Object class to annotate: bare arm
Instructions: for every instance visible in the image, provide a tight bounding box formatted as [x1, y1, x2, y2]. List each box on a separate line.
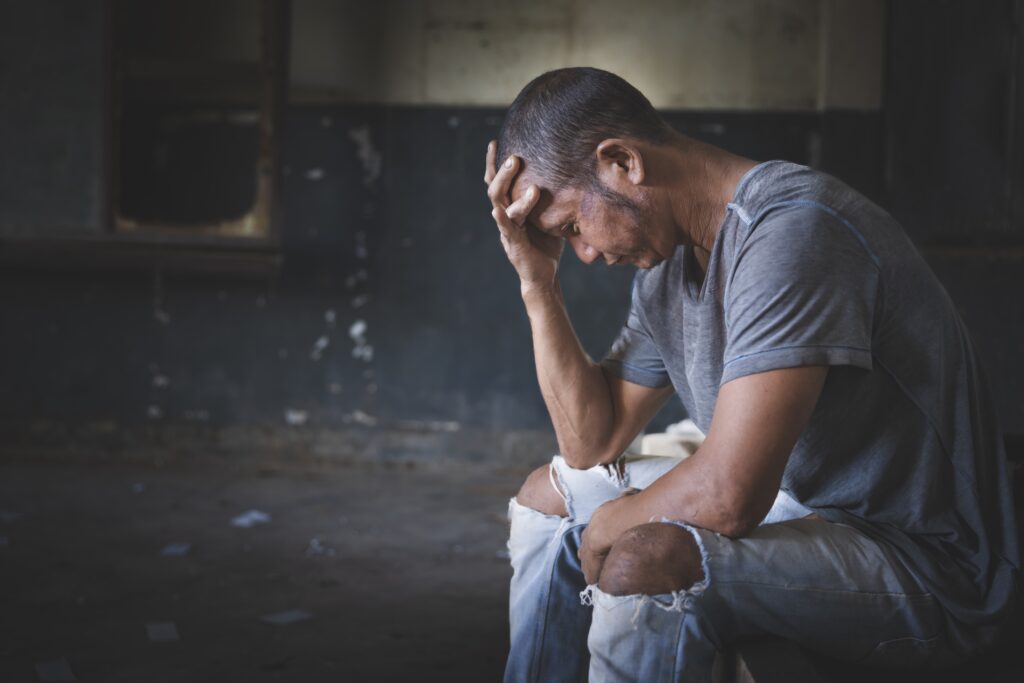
[579, 365, 828, 581]
[522, 284, 674, 467]
[485, 142, 671, 467]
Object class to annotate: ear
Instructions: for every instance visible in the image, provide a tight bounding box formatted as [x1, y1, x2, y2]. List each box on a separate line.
[595, 139, 646, 188]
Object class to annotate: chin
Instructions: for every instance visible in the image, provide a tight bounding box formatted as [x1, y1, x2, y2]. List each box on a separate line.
[636, 255, 663, 269]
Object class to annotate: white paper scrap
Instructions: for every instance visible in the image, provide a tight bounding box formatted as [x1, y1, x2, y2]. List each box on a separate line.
[231, 510, 271, 528]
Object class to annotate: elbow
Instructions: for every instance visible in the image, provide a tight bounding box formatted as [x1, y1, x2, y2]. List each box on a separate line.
[702, 491, 770, 539]
[560, 448, 605, 470]
[559, 427, 622, 471]
[560, 442, 621, 471]
[714, 514, 760, 539]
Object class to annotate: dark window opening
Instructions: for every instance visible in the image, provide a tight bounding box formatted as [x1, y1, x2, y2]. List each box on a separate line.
[112, 0, 286, 239]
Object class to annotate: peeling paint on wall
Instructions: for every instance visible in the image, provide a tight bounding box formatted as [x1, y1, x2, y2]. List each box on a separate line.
[348, 319, 373, 363]
[347, 126, 382, 186]
[310, 335, 330, 361]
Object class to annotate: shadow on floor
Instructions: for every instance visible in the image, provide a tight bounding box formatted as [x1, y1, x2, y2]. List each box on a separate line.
[0, 459, 524, 682]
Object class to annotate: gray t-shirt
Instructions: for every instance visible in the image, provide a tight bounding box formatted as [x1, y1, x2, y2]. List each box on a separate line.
[603, 160, 1019, 642]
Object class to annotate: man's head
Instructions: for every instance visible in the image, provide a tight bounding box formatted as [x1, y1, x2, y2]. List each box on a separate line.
[496, 67, 672, 192]
[496, 68, 679, 268]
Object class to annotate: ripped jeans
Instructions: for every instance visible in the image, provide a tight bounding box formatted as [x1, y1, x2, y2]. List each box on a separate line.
[504, 454, 961, 683]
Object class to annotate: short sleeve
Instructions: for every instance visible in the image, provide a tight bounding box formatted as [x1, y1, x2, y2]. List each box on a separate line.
[601, 275, 672, 388]
[721, 204, 879, 385]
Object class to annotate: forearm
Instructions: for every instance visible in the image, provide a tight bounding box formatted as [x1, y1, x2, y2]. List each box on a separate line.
[522, 282, 617, 467]
[628, 455, 759, 537]
[586, 453, 760, 563]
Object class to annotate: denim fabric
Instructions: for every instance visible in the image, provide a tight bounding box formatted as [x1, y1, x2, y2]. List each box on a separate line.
[506, 454, 968, 683]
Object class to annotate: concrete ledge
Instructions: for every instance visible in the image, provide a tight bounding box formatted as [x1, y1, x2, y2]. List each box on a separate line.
[0, 420, 558, 473]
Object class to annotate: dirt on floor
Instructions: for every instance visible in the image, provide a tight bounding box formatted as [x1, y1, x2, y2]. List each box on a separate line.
[0, 458, 529, 682]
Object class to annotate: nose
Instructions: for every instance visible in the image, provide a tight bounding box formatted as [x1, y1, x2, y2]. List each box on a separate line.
[567, 236, 601, 265]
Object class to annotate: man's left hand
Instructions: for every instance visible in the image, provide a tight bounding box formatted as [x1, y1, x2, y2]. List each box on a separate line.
[579, 489, 645, 585]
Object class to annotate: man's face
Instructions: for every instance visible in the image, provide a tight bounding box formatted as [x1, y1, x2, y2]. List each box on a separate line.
[509, 171, 670, 269]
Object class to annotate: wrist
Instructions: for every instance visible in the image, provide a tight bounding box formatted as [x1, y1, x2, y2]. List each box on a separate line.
[520, 279, 561, 302]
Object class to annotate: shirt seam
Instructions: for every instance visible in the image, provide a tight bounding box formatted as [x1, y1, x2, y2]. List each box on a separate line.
[722, 198, 886, 348]
[723, 344, 872, 367]
[745, 199, 883, 270]
[603, 359, 670, 377]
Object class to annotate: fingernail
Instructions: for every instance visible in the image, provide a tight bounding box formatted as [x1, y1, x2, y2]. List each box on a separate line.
[504, 157, 514, 169]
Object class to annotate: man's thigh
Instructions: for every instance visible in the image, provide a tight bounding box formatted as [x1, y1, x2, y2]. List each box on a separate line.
[681, 517, 960, 668]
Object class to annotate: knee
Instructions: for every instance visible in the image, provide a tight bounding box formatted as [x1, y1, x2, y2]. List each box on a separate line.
[515, 464, 567, 517]
[597, 523, 704, 596]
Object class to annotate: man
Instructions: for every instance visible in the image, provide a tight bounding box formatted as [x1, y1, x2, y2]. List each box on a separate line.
[485, 67, 1020, 682]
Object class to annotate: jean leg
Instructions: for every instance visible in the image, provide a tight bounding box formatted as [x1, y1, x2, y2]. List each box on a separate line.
[504, 454, 691, 682]
[505, 499, 591, 683]
[586, 518, 963, 683]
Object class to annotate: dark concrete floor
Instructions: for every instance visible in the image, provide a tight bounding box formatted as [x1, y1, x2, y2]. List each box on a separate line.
[0, 459, 525, 682]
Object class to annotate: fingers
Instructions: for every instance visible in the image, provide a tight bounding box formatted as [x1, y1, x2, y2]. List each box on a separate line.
[486, 153, 520, 208]
[491, 204, 524, 244]
[484, 140, 497, 185]
[579, 535, 607, 585]
[505, 184, 540, 225]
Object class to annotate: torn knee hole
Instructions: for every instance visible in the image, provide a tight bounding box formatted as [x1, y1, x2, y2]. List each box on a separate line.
[597, 522, 705, 596]
[515, 463, 567, 517]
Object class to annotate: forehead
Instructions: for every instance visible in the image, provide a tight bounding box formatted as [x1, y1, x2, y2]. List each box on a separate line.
[510, 171, 582, 232]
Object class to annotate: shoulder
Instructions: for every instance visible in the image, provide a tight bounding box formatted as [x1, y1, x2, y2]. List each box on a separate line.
[729, 163, 882, 272]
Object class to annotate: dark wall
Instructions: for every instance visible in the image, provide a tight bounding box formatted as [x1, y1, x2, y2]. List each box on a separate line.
[1, 106, 837, 436]
[2, 1, 1022, 446]
[0, 1, 106, 235]
[884, 0, 1024, 432]
[885, 0, 1024, 247]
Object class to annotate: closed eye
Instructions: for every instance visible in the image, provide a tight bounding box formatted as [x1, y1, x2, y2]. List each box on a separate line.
[560, 223, 579, 236]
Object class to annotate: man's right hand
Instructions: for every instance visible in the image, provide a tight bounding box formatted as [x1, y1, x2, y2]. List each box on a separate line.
[485, 140, 564, 293]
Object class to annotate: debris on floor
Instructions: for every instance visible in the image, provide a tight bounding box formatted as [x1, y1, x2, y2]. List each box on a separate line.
[145, 621, 180, 643]
[160, 542, 191, 557]
[260, 609, 313, 626]
[231, 509, 271, 528]
[304, 537, 335, 557]
[34, 658, 76, 682]
[0, 461, 516, 681]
